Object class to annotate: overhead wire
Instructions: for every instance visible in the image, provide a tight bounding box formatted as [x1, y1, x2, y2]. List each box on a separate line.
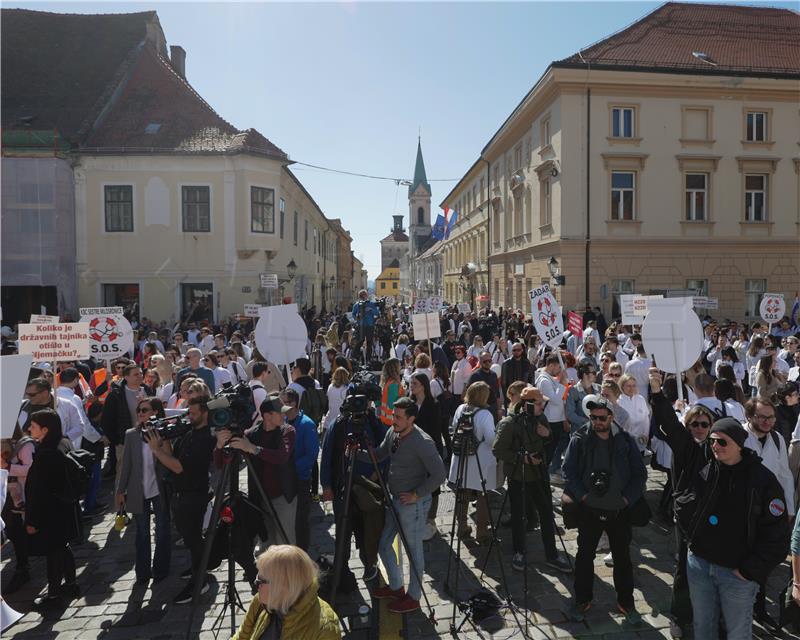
[290, 160, 459, 184]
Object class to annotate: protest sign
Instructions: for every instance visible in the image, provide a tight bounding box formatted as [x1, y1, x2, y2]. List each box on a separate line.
[760, 293, 785, 325]
[254, 304, 307, 365]
[567, 311, 583, 337]
[30, 314, 60, 324]
[79, 306, 124, 317]
[529, 284, 564, 348]
[457, 303, 471, 315]
[79, 311, 134, 359]
[620, 294, 663, 326]
[414, 298, 429, 314]
[18, 322, 90, 362]
[1, 354, 33, 439]
[411, 312, 441, 341]
[244, 304, 262, 318]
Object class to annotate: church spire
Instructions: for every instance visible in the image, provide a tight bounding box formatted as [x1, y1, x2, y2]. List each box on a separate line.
[408, 137, 431, 198]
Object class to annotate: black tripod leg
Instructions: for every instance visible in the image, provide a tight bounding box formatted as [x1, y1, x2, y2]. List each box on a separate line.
[329, 445, 358, 613]
[242, 455, 290, 545]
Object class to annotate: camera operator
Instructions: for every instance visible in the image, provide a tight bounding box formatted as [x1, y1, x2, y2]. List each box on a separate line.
[215, 395, 297, 547]
[561, 394, 647, 625]
[352, 289, 380, 362]
[493, 386, 572, 573]
[144, 396, 216, 604]
[367, 397, 446, 613]
[321, 390, 388, 585]
[649, 369, 789, 639]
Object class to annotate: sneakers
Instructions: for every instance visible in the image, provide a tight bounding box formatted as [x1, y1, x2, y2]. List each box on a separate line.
[545, 554, 573, 574]
[617, 603, 642, 626]
[32, 594, 62, 610]
[173, 577, 209, 604]
[511, 553, 525, 572]
[372, 585, 405, 600]
[422, 521, 437, 541]
[567, 601, 591, 622]
[388, 594, 420, 613]
[603, 552, 614, 567]
[669, 620, 684, 638]
[3, 569, 30, 594]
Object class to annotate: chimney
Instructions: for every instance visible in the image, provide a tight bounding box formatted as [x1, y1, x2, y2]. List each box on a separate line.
[170, 45, 186, 79]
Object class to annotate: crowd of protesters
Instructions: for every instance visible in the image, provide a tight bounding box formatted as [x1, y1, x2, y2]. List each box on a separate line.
[2, 296, 800, 639]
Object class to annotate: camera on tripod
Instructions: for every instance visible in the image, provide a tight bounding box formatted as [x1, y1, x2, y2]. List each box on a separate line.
[207, 382, 254, 434]
[451, 407, 480, 457]
[142, 414, 193, 441]
[340, 369, 381, 427]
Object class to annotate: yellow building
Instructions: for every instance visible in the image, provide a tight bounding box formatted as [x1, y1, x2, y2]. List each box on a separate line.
[375, 259, 400, 297]
[441, 3, 800, 321]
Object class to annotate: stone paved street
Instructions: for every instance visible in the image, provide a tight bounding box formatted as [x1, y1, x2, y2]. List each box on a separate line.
[2, 467, 798, 639]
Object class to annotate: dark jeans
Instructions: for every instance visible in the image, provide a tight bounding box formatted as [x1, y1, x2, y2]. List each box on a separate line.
[47, 544, 76, 594]
[295, 479, 311, 551]
[671, 532, 692, 625]
[2, 501, 28, 569]
[173, 491, 209, 576]
[508, 479, 557, 558]
[574, 506, 634, 608]
[333, 490, 382, 570]
[83, 460, 102, 512]
[547, 422, 569, 474]
[135, 495, 171, 580]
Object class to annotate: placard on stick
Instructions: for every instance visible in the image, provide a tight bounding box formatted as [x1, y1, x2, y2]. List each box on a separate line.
[254, 304, 307, 366]
[411, 313, 441, 341]
[17, 322, 90, 361]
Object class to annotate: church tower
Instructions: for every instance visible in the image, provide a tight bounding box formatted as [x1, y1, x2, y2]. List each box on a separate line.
[408, 138, 432, 258]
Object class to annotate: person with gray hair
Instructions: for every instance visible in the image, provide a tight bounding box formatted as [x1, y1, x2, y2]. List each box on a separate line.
[176, 347, 216, 393]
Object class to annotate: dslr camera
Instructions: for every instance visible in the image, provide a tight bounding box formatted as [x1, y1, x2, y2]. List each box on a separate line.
[589, 470, 610, 497]
[207, 382, 255, 434]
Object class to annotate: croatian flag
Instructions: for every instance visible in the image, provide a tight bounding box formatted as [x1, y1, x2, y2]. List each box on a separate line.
[443, 206, 458, 240]
[431, 213, 446, 241]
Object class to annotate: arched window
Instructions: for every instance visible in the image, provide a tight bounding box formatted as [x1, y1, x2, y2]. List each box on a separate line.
[417, 207, 424, 224]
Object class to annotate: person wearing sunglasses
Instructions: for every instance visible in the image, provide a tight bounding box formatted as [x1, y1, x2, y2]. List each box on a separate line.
[649, 368, 789, 640]
[562, 394, 646, 626]
[232, 545, 339, 640]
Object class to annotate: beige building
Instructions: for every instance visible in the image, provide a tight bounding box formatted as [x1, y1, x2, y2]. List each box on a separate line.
[442, 3, 800, 321]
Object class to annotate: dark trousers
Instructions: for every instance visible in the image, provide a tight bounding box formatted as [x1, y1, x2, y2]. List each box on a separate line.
[333, 491, 382, 570]
[546, 422, 569, 474]
[311, 460, 320, 497]
[2, 500, 28, 569]
[671, 533, 692, 625]
[295, 479, 311, 551]
[47, 544, 76, 594]
[134, 495, 171, 581]
[508, 478, 557, 558]
[173, 491, 209, 576]
[574, 507, 634, 608]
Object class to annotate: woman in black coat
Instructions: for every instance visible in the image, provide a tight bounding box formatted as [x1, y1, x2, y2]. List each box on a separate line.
[409, 373, 444, 540]
[25, 409, 81, 609]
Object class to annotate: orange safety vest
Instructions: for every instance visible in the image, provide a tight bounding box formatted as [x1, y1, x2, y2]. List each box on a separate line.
[90, 367, 111, 404]
[378, 382, 395, 426]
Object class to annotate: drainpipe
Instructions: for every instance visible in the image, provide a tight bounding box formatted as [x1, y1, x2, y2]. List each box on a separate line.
[585, 87, 591, 311]
[484, 157, 491, 311]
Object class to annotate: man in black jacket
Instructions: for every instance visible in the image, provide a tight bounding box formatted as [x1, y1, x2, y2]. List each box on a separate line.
[649, 368, 789, 640]
[500, 342, 533, 405]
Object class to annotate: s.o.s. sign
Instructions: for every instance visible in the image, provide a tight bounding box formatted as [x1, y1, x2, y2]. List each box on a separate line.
[79, 312, 134, 359]
[529, 284, 564, 347]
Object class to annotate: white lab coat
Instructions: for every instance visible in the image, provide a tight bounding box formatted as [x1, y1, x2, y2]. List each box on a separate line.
[617, 392, 650, 451]
[745, 425, 795, 516]
[448, 404, 496, 491]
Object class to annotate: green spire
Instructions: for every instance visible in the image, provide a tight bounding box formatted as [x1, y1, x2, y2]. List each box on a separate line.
[409, 137, 431, 198]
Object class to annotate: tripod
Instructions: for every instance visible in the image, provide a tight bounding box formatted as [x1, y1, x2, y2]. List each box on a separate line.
[329, 415, 437, 627]
[443, 422, 527, 638]
[184, 448, 290, 640]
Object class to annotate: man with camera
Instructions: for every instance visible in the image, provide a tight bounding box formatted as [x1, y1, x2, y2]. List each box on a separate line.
[561, 394, 647, 625]
[215, 395, 297, 547]
[493, 386, 572, 573]
[144, 396, 216, 604]
[352, 289, 380, 362]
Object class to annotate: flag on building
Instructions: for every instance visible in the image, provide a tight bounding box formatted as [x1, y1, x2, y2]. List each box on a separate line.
[443, 206, 458, 239]
[790, 294, 799, 327]
[431, 213, 446, 241]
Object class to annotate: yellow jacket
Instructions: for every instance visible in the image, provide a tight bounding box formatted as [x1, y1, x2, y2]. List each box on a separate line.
[232, 581, 341, 640]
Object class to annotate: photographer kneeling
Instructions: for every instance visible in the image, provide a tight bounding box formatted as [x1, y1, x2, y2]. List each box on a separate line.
[562, 394, 646, 625]
[493, 386, 571, 574]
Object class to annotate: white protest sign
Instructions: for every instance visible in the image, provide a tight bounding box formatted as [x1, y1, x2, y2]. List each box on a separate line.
[17, 322, 90, 361]
[386, 296, 396, 306]
[411, 312, 441, 341]
[29, 314, 59, 324]
[79, 306, 124, 317]
[260, 273, 279, 289]
[642, 299, 703, 401]
[254, 304, 307, 365]
[0, 354, 33, 439]
[529, 284, 564, 347]
[244, 304, 262, 318]
[79, 312, 134, 359]
[620, 294, 663, 326]
[760, 293, 785, 324]
[457, 303, 471, 315]
[413, 298, 429, 314]
[428, 296, 442, 311]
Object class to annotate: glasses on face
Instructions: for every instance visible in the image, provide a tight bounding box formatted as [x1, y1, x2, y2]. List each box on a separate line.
[607, 373, 621, 378]
[755, 414, 776, 422]
[710, 437, 728, 447]
[688, 421, 711, 429]
[589, 414, 610, 422]
[254, 575, 270, 588]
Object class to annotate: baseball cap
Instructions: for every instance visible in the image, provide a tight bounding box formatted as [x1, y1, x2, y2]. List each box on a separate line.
[583, 393, 615, 416]
[259, 395, 286, 415]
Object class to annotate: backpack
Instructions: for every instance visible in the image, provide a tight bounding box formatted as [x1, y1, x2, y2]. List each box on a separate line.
[64, 448, 95, 499]
[299, 387, 328, 426]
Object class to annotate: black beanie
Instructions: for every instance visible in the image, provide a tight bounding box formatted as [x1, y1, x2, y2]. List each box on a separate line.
[710, 417, 748, 449]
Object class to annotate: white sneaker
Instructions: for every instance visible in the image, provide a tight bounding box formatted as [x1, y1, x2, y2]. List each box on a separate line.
[422, 522, 437, 541]
[603, 552, 614, 567]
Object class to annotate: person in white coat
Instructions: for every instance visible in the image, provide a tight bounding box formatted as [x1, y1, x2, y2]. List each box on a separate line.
[617, 374, 650, 453]
[322, 367, 350, 432]
[449, 381, 496, 544]
[450, 345, 472, 402]
[536, 353, 570, 481]
[54, 368, 90, 447]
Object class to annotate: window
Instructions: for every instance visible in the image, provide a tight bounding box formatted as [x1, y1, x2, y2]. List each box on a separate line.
[250, 186, 274, 233]
[540, 178, 552, 226]
[685, 173, 707, 221]
[104, 185, 133, 232]
[181, 283, 213, 322]
[479, 177, 485, 196]
[611, 107, 635, 138]
[293, 212, 298, 246]
[611, 172, 635, 220]
[103, 283, 139, 320]
[514, 192, 522, 235]
[181, 186, 210, 232]
[304, 220, 308, 250]
[417, 207, 424, 224]
[514, 145, 522, 170]
[380, 281, 386, 290]
[745, 279, 766, 317]
[745, 175, 767, 221]
[493, 165, 500, 186]
[279, 198, 285, 239]
[541, 116, 551, 148]
[746, 111, 767, 142]
[687, 279, 708, 297]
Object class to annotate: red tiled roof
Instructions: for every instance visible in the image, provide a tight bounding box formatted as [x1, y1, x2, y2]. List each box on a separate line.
[381, 230, 409, 243]
[555, 2, 800, 78]
[85, 46, 287, 159]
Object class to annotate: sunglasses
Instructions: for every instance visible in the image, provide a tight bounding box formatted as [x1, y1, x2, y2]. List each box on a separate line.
[709, 437, 728, 447]
[589, 414, 610, 422]
[607, 373, 621, 378]
[253, 575, 270, 587]
[687, 421, 711, 429]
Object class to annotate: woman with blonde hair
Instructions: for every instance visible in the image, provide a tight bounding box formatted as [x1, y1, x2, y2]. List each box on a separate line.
[322, 367, 351, 433]
[449, 381, 496, 544]
[232, 545, 340, 640]
[149, 354, 175, 403]
[617, 374, 650, 452]
[378, 358, 402, 427]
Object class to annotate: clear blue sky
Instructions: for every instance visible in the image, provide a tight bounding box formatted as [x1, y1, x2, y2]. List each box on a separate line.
[8, 1, 797, 280]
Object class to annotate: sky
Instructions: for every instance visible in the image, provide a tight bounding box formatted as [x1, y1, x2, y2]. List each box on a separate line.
[6, 0, 797, 280]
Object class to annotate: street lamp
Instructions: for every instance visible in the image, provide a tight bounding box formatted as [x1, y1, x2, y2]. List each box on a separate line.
[287, 259, 297, 279]
[548, 256, 565, 286]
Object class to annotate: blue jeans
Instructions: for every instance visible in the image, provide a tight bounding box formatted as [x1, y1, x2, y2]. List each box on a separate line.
[135, 495, 171, 580]
[686, 551, 758, 640]
[378, 495, 431, 601]
[83, 460, 102, 511]
[548, 423, 569, 475]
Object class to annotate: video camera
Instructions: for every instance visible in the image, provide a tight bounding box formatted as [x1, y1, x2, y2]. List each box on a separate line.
[451, 407, 480, 457]
[340, 368, 382, 426]
[143, 414, 193, 442]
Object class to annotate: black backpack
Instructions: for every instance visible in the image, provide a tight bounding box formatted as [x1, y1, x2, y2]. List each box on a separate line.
[64, 449, 95, 499]
[299, 387, 328, 426]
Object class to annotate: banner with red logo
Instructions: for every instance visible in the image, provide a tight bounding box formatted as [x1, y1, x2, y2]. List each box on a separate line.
[567, 311, 583, 337]
[529, 284, 564, 348]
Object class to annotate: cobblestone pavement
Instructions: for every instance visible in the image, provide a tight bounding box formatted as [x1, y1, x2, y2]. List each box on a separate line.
[2, 468, 798, 639]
